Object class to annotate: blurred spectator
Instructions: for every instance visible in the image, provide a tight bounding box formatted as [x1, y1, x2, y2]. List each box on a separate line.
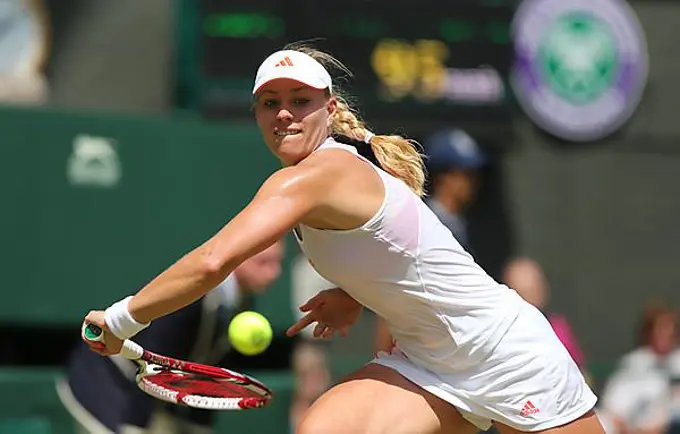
[502, 257, 588, 370]
[56, 241, 284, 434]
[289, 254, 334, 432]
[289, 339, 332, 432]
[598, 303, 680, 434]
[424, 128, 487, 250]
[0, 0, 51, 105]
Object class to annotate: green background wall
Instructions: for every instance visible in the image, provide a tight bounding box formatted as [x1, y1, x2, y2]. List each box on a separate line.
[0, 106, 294, 332]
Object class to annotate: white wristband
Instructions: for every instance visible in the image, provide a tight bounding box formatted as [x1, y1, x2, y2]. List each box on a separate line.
[104, 296, 150, 340]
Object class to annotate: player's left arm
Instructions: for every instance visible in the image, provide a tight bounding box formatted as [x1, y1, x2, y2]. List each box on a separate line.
[126, 164, 329, 324]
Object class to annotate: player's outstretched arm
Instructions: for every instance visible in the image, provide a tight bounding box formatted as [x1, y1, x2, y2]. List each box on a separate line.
[82, 163, 332, 356]
[127, 165, 328, 323]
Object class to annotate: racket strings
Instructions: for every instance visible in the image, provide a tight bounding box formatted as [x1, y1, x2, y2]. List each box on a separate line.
[146, 370, 268, 399]
[136, 361, 272, 410]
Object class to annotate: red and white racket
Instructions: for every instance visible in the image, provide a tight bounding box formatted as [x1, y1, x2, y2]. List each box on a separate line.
[83, 324, 272, 410]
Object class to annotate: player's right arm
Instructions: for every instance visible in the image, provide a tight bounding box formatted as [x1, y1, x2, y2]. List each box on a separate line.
[83, 162, 336, 354]
[135, 164, 334, 318]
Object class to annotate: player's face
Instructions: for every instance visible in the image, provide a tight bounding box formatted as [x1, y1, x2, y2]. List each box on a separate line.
[254, 79, 337, 166]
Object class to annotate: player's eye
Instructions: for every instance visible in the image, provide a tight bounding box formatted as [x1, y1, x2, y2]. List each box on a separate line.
[293, 98, 310, 106]
[262, 99, 279, 108]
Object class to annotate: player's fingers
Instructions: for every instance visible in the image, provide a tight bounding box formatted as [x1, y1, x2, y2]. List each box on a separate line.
[299, 292, 327, 312]
[321, 327, 334, 340]
[88, 344, 109, 356]
[90, 342, 106, 352]
[81, 310, 107, 342]
[286, 312, 316, 337]
[83, 310, 106, 327]
[98, 348, 113, 356]
[84, 337, 105, 351]
[313, 322, 327, 338]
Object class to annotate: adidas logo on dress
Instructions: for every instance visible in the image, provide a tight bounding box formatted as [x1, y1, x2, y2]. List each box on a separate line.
[520, 401, 540, 417]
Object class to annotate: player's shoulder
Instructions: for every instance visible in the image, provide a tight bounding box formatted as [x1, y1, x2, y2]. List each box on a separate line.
[305, 146, 377, 184]
[294, 148, 363, 183]
[259, 156, 340, 199]
[302, 146, 361, 170]
[262, 147, 369, 199]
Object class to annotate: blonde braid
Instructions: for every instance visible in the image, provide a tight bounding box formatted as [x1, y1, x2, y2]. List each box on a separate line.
[331, 98, 426, 197]
[330, 97, 367, 141]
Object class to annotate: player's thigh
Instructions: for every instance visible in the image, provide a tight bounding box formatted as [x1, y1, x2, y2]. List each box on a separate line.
[296, 362, 478, 434]
[494, 410, 605, 434]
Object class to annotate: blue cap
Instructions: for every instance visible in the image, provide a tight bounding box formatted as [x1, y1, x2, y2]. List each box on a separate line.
[425, 129, 487, 174]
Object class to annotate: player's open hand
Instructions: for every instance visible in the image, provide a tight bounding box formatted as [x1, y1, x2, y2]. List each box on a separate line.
[81, 310, 123, 356]
[286, 288, 363, 339]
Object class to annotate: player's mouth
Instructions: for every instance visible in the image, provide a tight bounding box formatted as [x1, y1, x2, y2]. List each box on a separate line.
[274, 129, 301, 138]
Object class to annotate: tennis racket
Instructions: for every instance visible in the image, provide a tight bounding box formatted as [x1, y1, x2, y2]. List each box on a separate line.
[83, 323, 272, 410]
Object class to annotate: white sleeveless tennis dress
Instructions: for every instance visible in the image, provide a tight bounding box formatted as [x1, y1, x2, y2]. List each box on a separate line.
[294, 137, 598, 431]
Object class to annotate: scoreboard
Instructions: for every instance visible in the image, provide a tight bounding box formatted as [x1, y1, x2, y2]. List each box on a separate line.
[176, 0, 517, 145]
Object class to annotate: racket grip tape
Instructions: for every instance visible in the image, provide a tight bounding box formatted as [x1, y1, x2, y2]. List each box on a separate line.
[120, 340, 144, 360]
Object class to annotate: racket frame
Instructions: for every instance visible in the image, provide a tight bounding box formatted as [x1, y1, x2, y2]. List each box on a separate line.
[83, 324, 273, 410]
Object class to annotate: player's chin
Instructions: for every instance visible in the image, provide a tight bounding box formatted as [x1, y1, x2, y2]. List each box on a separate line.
[276, 139, 310, 165]
[278, 150, 308, 166]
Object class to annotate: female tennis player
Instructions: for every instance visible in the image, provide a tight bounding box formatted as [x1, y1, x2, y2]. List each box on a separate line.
[82, 44, 604, 434]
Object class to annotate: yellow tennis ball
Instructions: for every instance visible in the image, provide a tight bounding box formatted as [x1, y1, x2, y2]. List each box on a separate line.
[228, 311, 273, 356]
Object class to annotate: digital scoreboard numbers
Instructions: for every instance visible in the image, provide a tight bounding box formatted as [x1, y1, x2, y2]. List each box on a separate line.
[193, 0, 516, 144]
[370, 39, 503, 104]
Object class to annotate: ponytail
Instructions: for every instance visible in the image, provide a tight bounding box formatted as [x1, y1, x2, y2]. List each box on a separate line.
[331, 97, 426, 197]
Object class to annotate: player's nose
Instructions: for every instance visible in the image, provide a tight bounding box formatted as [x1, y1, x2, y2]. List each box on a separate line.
[276, 108, 293, 121]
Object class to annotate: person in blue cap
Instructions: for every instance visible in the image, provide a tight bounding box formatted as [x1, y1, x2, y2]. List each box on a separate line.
[424, 128, 487, 250]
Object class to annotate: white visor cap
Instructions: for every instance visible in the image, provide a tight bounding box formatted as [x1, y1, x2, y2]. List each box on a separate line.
[252, 50, 332, 95]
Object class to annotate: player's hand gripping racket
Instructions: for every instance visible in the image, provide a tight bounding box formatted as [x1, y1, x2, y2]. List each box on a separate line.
[83, 324, 272, 410]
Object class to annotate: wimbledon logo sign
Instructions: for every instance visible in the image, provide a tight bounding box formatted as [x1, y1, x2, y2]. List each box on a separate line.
[511, 0, 648, 142]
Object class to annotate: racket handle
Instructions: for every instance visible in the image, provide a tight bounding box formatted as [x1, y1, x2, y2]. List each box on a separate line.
[83, 323, 144, 360]
[120, 340, 144, 360]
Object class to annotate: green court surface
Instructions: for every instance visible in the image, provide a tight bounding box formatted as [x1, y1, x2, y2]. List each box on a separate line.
[0, 368, 75, 434]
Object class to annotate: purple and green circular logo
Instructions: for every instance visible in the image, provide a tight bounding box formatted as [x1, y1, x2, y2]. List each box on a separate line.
[512, 0, 648, 142]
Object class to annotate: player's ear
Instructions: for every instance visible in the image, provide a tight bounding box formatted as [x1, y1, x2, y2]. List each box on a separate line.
[326, 96, 338, 118]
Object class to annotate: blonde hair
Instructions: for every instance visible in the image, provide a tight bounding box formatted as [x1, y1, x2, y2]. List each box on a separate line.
[284, 42, 426, 197]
